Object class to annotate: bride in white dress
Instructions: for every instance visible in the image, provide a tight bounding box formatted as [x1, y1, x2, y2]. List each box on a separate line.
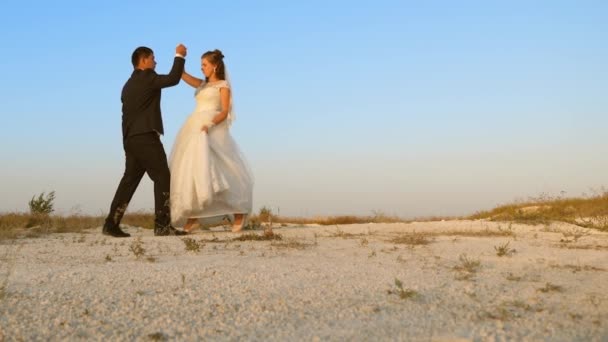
[169, 49, 253, 232]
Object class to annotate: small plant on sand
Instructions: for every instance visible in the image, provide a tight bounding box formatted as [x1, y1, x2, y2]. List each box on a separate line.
[537, 282, 564, 293]
[453, 253, 481, 280]
[29, 191, 55, 215]
[387, 278, 418, 300]
[506, 273, 522, 281]
[258, 206, 274, 223]
[494, 241, 516, 257]
[182, 237, 201, 252]
[550, 263, 606, 273]
[455, 253, 481, 272]
[233, 230, 282, 241]
[270, 238, 315, 250]
[389, 231, 432, 246]
[147, 332, 168, 341]
[481, 300, 544, 321]
[26, 191, 56, 231]
[497, 223, 516, 237]
[330, 227, 355, 239]
[559, 228, 590, 243]
[129, 237, 146, 259]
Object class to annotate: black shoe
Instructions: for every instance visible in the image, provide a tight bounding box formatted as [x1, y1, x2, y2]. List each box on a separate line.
[102, 224, 131, 238]
[154, 225, 188, 236]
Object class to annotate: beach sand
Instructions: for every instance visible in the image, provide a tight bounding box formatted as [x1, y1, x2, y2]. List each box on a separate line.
[1, 220, 607, 341]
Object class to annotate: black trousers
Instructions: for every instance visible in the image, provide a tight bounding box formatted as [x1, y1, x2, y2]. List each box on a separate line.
[105, 132, 171, 229]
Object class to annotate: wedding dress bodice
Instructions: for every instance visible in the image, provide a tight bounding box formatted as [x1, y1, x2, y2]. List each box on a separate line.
[194, 80, 229, 112]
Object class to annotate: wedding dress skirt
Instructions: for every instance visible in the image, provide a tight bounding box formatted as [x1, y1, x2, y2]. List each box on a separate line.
[169, 107, 253, 227]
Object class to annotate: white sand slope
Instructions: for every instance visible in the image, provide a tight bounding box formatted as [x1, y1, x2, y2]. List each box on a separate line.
[1, 220, 607, 341]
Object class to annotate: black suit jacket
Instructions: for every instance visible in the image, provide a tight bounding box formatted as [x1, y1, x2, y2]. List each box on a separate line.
[121, 57, 185, 139]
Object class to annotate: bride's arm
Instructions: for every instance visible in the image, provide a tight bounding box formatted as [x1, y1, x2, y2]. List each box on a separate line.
[210, 87, 231, 125]
[181, 71, 203, 88]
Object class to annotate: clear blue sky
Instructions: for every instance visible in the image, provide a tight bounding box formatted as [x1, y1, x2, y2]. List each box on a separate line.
[1, 1, 607, 218]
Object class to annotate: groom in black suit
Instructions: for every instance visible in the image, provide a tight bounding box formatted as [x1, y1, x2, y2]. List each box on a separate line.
[103, 44, 188, 237]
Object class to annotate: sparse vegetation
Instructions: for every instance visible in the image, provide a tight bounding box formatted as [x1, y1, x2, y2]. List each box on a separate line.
[389, 231, 432, 246]
[29, 191, 55, 215]
[387, 278, 418, 300]
[257, 206, 275, 224]
[453, 254, 481, 280]
[147, 332, 168, 341]
[439, 227, 515, 238]
[537, 282, 564, 293]
[456, 254, 481, 272]
[249, 210, 407, 226]
[470, 190, 608, 231]
[233, 230, 282, 241]
[506, 273, 523, 281]
[550, 263, 605, 273]
[129, 237, 146, 259]
[181, 237, 203, 252]
[0, 211, 157, 241]
[494, 241, 516, 257]
[270, 238, 316, 250]
[481, 300, 544, 321]
[559, 228, 590, 243]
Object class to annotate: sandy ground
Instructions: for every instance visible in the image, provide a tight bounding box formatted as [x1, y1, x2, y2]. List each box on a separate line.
[0, 220, 607, 341]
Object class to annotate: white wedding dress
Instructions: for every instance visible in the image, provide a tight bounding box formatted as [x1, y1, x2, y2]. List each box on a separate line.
[169, 80, 253, 227]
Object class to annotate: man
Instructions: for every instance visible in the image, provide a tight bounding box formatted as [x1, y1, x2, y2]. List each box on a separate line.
[103, 44, 188, 237]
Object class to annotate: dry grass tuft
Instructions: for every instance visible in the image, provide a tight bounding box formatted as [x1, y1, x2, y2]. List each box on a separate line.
[438, 226, 515, 238]
[537, 282, 564, 293]
[558, 228, 590, 243]
[494, 241, 516, 257]
[481, 300, 544, 321]
[256, 211, 407, 226]
[389, 231, 433, 246]
[129, 237, 146, 259]
[387, 278, 419, 300]
[121, 211, 155, 229]
[550, 263, 606, 273]
[233, 231, 283, 241]
[453, 254, 481, 280]
[181, 237, 204, 252]
[555, 244, 608, 251]
[327, 227, 367, 239]
[0, 211, 158, 241]
[270, 238, 316, 250]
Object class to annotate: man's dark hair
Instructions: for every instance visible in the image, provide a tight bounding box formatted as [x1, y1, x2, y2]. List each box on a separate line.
[131, 46, 153, 68]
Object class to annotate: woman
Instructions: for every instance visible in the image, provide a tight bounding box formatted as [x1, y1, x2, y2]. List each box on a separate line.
[169, 49, 253, 232]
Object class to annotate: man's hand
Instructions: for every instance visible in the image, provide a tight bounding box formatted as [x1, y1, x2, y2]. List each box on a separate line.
[176, 44, 187, 57]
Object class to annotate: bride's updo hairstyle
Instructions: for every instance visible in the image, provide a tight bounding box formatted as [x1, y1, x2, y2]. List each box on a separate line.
[202, 49, 226, 81]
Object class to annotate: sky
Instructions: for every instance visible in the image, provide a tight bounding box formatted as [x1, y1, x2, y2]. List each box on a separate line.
[1, 0, 607, 218]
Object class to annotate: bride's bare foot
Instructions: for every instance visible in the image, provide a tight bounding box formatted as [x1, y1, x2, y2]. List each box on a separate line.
[232, 214, 246, 232]
[183, 218, 199, 233]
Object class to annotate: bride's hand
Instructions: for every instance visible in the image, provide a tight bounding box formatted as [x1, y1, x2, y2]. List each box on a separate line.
[201, 122, 215, 133]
